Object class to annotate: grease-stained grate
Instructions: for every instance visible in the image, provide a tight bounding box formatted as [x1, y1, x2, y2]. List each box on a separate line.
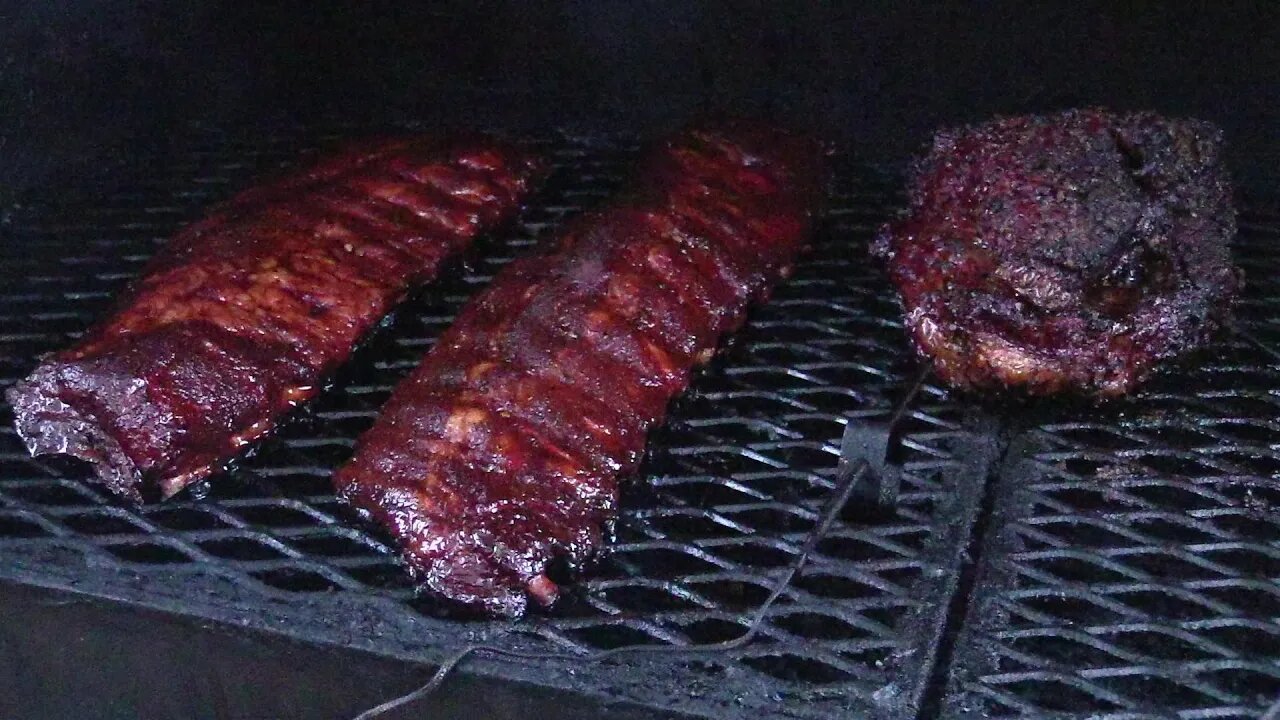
[0, 126, 993, 719]
[944, 212, 1280, 719]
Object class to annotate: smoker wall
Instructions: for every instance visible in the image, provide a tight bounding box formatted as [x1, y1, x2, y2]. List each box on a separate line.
[1, 1, 1276, 200]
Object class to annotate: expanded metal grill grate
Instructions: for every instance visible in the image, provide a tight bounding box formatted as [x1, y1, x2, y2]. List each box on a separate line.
[3, 125, 1276, 719]
[945, 210, 1280, 719]
[0, 126, 996, 719]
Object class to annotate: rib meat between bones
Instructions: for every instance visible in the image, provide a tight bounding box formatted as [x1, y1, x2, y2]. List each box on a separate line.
[7, 136, 543, 500]
[873, 109, 1239, 397]
[334, 125, 826, 616]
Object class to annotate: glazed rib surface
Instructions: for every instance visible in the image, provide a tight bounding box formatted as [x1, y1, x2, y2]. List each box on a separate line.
[8, 136, 542, 500]
[334, 125, 826, 615]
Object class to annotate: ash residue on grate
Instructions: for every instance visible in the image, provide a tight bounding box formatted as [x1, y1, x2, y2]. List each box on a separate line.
[943, 214, 1280, 719]
[0, 127, 993, 719]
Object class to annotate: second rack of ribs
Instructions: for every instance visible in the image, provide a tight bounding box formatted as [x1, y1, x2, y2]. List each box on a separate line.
[334, 125, 827, 616]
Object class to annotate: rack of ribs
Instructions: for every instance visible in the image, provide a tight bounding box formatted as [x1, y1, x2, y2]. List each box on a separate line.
[333, 124, 827, 616]
[873, 109, 1240, 397]
[8, 136, 543, 501]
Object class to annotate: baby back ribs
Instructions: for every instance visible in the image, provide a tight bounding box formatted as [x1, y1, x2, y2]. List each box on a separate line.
[874, 109, 1239, 396]
[334, 124, 827, 616]
[8, 136, 543, 501]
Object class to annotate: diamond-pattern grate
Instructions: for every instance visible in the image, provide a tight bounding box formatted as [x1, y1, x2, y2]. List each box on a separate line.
[944, 210, 1280, 719]
[0, 125, 994, 719]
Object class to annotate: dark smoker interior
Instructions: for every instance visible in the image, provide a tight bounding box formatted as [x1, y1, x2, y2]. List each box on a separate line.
[0, 3, 1278, 720]
[3, 2, 1277, 201]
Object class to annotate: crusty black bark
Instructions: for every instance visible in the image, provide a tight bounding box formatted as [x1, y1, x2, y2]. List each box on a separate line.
[874, 109, 1240, 397]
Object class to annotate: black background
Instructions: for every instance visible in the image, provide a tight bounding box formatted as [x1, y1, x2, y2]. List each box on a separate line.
[1, 1, 1277, 202]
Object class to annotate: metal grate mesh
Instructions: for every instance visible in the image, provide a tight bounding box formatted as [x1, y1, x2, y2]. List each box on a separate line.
[945, 210, 1280, 719]
[0, 126, 993, 719]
